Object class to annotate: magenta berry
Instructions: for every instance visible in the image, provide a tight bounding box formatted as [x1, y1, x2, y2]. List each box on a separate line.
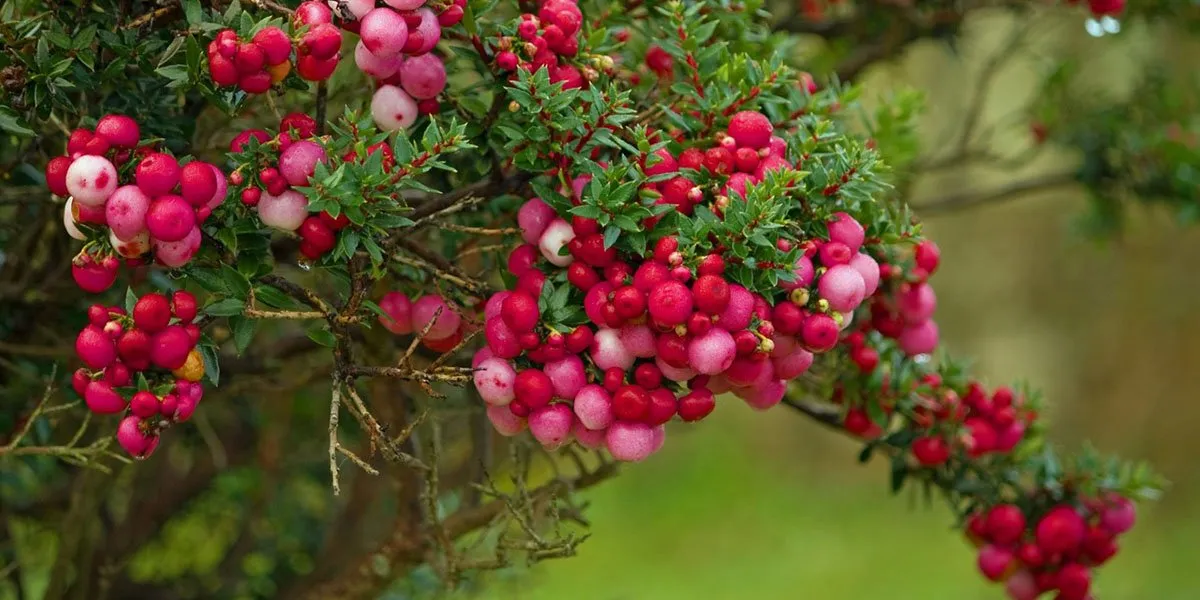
[528, 403, 574, 449]
[379, 291, 414, 334]
[647, 280, 693, 327]
[500, 291, 540, 332]
[411, 295, 461, 341]
[513, 368, 554, 409]
[827, 212, 865, 252]
[145, 195, 196, 242]
[135, 152, 182, 197]
[1035, 506, 1086, 554]
[727, 111, 773, 149]
[76, 325, 116, 369]
[85, 380, 126, 414]
[150, 325, 193, 370]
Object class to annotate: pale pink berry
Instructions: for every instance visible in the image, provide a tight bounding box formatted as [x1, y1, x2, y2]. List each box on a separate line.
[703, 374, 733, 395]
[1004, 570, 1039, 600]
[85, 380, 125, 414]
[518, 198, 556, 244]
[485, 317, 522, 359]
[738, 379, 787, 410]
[573, 384, 614, 430]
[337, 0, 376, 18]
[529, 403, 573, 449]
[278, 140, 328, 186]
[656, 358, 696, 382]
[65, 155, 119, 206]
[206, 164, 228, 209]
[398, 53, 446, 99]
[355, 40, 403, 79]
[109, 229, 150, 258]
[488, 404, 525, 436]
[472, 347, 495, 367]
[484, 291, 510, 321]
[543, 355, 586, 399]
[849, 252, 881, 297]
[572, 420, 607, 450]
[590, 327, 634, 371]
[360, 8, 409, 57]
[688, 328, 736, 375]
[827, 212, 865, 251]
[411, 295, 461, 341]
[105, 185, 151, 241]
[605, 421, 655, 462]
[977, 545, 1014, 582]
[649, 424, 666, 454]
[409, 8, 442, 54]
[538, 219, 576, 267]
[818, 264, 867, 313]
[898, 320, 939, 355]
[258, 190, 309, 231]
[474, 358, 517, 406]
[371, 84, 419, 131]
[154, 227, 202, 268]
[383, 0, 425, 9]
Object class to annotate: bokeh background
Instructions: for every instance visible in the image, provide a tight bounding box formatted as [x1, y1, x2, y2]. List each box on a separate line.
[493, 11, 1200, 600]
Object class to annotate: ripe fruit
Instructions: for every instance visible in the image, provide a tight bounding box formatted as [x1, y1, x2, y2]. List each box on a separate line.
[605, 421, 656, 462]
[501, 292, 540, 332]
[76, 325, 116, 369]
[65, 155, 119, 206]
[647, 280, 693, 326]
[258, 190, 309, 231]
[150, 325, 193, 370]
[105, 185, 151, 241]
[1035, 506, 1086, 554]
[688, 328, 736, 375]
[538, 219, 576, 267]
[135, 152, 182, 197]
[977, 545, 1014, 582]
[692, 274, 730, 314]
[85, 380, 126, 414]
[474, 358, 517, 405]
[528, 404, 573, 448]
[911, 435, 950, 466]
[133, 293, 172, 333]
[116, 415, 159, 459]
[360, 8, 409, 57]
[727, 111, 773, 149]
[411, 295, 461, 340]
[827, 212, 865, 252]
[278, 140, 328, 186]
[145, 195, 196, 242]
[252, 26, 292, 64]
[513, 368, 553, 409]
[371, 84, 419, 131]
[398, 53, 447, 99]
[573, 384, 614, 430]
[986, 504, 1027, 546]
[95, 114, 140, 148]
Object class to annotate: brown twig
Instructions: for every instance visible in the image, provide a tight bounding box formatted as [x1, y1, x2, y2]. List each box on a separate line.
[913, 172, 1078, 214]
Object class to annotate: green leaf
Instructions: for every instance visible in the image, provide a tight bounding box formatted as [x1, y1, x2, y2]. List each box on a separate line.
[200, 343, 221, 386]
[602, 225, 621, 250]
[182, 0, 204, 26]
[204, 298, 245, 317]
[229, 316, 257, 355]
[0, 107, 34, 136]
[307, 326, 337, 347]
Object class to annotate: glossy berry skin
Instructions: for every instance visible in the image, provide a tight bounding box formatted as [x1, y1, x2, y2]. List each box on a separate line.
[133, 293, 172, 333]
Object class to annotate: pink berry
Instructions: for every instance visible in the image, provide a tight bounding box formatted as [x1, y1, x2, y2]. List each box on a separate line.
[518, 198, 556, 244]
[618, 324, 656, 358]
[1100, 496, 1136, 534]
[738, 379, 787, 410]
[605, 421, 656, 462]
[145, 195, 196, 243]
[258, 190, 309, 231]
[780, 254, 815, 291]
[135, 152, 182, 197]
[529, 403, 574, 449]
[360, 8, 409, 57]
[370, 84, 419, 131]
[278, 140, 329, 187]
[302, 22, 343, 60]
[773, 347, 814, 379]
[65, 155, 119, 207]
[849, 252, 881, 297]
[94, 114, 140, 148]
[409, 8, 442, 54]
[687, 328, 736, 375]
[85, 380, 126, 414]
[105, 185, 151, 241]
[378, 291, 414, 334]
[1004, 570, 1039, 600]
[486, 405, 526, 436]
[295, 0, 334, 25]
[154, 227, 202, 268]
[727, 111, 773, 149]
[573, 384, 614, 430]
[800, 313, 839, 352]
[897, 320, 939, 356]
[818, 264, 867, 313]
[977, 544, 1014, 582]
[827, 212, 865, 252]
[411, 295, 461, 341]
[543, 355, 586, 399]
[915, 239, 941, 274]
[354, 40, 403, 79]
[485, 317, 522, 359]
[398, 52, 446, 99]
[116, 415, 159, 459]
[474, 358, 517, 406]
[897, 282, 937, 323]
[692, 274, 730, 314]
[590, 327, 634, 371]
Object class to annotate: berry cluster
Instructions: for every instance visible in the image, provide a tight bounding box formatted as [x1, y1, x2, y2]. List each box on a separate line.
[866, 238, 941, 356]
[227, 113, 350, 259]
[377, 292, 468, 353]
[207, 2, 347, 93]
[332, 0, 460, 130]
[46, 114, 227, 291]
[969, 496, 1136, 600]
[490, 0, 591, 90]
[469, 110, 887, 461]
[72, 292, 205, 458]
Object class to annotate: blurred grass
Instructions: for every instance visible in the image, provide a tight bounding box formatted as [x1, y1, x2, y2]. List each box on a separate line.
[504, 12, 1200, 600]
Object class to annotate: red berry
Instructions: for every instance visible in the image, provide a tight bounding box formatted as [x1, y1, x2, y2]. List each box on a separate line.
[171, 290, 198, 323]
[1054, 563, 1091, 600]
[319, 211, 350, 230]
[565, 326, 593, 354]
[514, 369, 553, 408]
[299, 216, 337, 252]
[501, 291, 540, 332]
[133, 293, 172, 333]
[727, 111, 773, 149]
[656, 333, 690, 368]
[652, 236, 679, 263]
[850, 345, 879, 373]
[612, 286, 646, 320]
[914, 239, 940, 274]
[76, 325, 116, 370]
[986, 504, 1027, 546]
[150, 325, 193, 370]
[252, 26, 292, 65]
[46, 156, 73, 196]
[911, 435, 949, 466]
[567, 262, 601, 290]
[677, 389, 716, 421]
[603, 367, 625, 393]
[1036, 506, 1086, 555]
[241, 187, 262, 206]
[799, 313, 839, 351]
[644, 388, 676, 425]
[612, 385, 649, 421]
[634, 362, 663, 389]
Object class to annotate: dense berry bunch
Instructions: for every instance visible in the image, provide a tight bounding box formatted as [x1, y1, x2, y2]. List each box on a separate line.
[866, 238, 942, 356]
[968, 495, 1137, 599]
[207, 26, 299, 93]
[469, 109, 887, 461]
[47, 114, 227, 291]
[72, 292, 205, 458]
[490, 0, 594, 90]
[227, 112, 354, 259]
[376, 292, 468, 353]
[330, 0, 460, 130]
